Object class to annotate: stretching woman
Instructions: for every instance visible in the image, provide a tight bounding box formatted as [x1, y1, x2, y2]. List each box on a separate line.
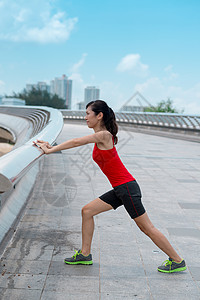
[34, 100, 186, 273]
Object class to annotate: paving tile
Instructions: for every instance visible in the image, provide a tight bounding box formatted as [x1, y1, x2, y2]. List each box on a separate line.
[178, 202, 200, 210]
[100, 276, 150, 294]
[189, 266, 200, 281]
[176, 179, 199, 183]
[148, 277, 199, 295]
[167, 228, 200, 239]
[150, 293, 200, 300]
[0, 288, 41, 300]
[44, 275, 99, 292]
[1, 246, 53, 261]
[0, 273, 46, 289]
[100, 264, 145, 277]
[0, 259, 50, 275]
[41, 291, 99, 300]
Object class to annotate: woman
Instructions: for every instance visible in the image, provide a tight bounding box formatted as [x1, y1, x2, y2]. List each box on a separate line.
[34, 100, 186, 273]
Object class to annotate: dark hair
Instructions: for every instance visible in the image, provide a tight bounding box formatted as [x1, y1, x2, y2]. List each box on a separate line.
[86, 100, 118, 144]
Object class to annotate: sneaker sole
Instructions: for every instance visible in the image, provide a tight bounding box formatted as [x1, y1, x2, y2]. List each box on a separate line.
[64, 260, 93, 265]
[157, 266, 187, 273]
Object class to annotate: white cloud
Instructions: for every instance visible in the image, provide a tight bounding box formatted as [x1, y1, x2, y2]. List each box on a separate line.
[70, 53, 87, 73]
[164, 65, 173, 72]
[15, 9, 30, 23]
[164, 64, 179, 80]
[25, 13, 77, 43]
[116, 53, 149, 76]
[68, 54, 89, 108]
[135, 77, 163, 96]
[100, 81, 125, 110]
[0, 1, 78, 43]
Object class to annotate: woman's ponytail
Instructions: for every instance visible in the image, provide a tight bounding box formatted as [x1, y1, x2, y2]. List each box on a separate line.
[86, 100, 118, 144]
[104, 107, 118, 144]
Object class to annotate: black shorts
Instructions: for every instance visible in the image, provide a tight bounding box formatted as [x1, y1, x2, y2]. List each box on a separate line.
[99, 180, 145, 219]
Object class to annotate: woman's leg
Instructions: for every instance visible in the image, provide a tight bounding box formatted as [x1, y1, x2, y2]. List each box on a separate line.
[134, 212, 182, 262]
[81, 198, 113, 256]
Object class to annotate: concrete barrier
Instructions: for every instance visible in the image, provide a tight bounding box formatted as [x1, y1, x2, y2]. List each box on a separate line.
[0, 106, 63, 247]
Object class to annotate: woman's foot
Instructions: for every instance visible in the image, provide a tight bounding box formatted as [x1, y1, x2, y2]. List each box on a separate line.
[64, 250, 93, 265]
[157, 258, 186, 273]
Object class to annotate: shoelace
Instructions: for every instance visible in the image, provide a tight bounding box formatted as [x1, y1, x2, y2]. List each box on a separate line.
[72, 250, 80, 260]
[162, 259, 172, 270]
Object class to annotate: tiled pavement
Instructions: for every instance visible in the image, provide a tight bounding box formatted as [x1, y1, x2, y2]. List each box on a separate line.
[0, 122, 200, 299]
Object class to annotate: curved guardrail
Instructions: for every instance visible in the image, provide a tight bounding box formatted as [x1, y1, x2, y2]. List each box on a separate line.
[0, 106, 63, 248]
[61, 110, 200, 131]
[0, 106, 63, 193]
[0, 106, 50, 142]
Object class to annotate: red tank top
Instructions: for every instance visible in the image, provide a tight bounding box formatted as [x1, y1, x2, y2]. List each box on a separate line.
[92, 138, 135, 187]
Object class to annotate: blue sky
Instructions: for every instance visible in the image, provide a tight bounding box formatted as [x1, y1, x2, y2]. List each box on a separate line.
[0, 0, 200, 113]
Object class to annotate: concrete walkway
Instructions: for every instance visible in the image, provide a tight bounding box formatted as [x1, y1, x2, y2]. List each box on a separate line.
[0, 122, 200, 299]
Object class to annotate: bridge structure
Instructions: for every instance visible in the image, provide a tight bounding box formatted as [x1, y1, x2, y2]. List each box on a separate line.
[0, 107, 200, 299]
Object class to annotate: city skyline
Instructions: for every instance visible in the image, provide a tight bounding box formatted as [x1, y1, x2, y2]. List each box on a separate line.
[26, 74, 72, 109]
[25, 77, 102, 109]
[0, 1, 200, 113]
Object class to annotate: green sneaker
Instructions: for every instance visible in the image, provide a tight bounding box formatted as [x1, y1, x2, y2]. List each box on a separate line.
[158, 258, 186, 273]
[64, 250, 93, 265]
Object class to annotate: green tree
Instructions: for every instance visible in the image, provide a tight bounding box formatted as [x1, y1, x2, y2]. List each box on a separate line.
[145, 98, 183, 113]
[8, 88, 67, 109]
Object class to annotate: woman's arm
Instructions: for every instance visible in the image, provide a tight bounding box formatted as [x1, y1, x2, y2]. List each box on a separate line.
[34, 131, 110, 154]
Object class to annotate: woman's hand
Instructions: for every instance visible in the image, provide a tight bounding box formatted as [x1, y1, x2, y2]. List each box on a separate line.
[37, 142, 51, 154]
[32, 140, 52, 154]
[34, 140, 52, 149]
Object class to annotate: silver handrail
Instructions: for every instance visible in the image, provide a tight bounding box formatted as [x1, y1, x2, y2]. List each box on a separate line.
[0, 106, 63, 193]
[61, 110, 200, 131]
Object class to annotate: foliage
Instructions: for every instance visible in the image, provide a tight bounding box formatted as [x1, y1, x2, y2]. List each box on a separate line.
[7, 88, 67, 109]
[144, 98, 183, 113]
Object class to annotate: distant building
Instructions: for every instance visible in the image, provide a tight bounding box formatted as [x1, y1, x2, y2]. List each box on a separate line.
[38, 82, 50, 93]
[26, 83, 37, 92]
[26, 82, 50, 93]
[1, 98, 25, 106]
[50, 75, 72, 109]
[77, 102, 85, 110]
[84, 86, 100, 105]
[0, 95, 2, 105]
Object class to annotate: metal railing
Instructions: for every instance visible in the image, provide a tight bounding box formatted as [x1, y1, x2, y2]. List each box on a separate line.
[0, 106, 63, 193]
[61, 110, 200, 132]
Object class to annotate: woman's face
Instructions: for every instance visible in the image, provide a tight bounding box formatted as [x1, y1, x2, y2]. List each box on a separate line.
[85, 106, 100, 128]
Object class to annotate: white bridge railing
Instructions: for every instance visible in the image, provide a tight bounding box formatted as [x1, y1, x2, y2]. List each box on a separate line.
[0, 106, 63, 247]
[0, 106, 63, 193]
